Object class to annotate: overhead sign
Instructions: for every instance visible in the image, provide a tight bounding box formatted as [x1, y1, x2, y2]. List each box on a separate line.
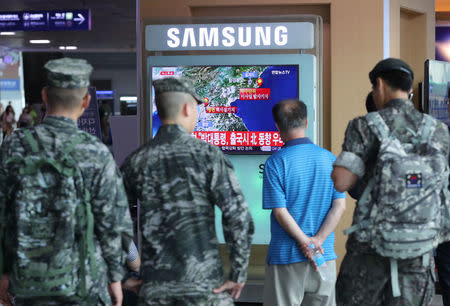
[146, 22, 314, 51]
[0, 9, 90, 31]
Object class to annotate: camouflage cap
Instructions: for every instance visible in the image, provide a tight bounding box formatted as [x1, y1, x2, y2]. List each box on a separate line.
[44, 58, 93, 89]
[153, 77, 202, 104]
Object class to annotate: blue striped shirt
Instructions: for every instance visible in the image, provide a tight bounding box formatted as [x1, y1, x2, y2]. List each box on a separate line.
[263, 137, 345, 264]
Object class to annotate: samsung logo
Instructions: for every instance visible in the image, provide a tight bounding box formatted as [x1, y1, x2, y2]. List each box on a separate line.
[166, 26, 288, 48]
[146, 22, 314, 51]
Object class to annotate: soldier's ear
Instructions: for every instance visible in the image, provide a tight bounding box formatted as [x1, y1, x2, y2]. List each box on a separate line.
[81, 93, 91, 110]
[41, 87, 48, 107]
[181, 101, 190, 117]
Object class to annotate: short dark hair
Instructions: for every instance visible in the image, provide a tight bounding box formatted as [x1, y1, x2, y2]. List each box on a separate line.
[372, 70, 413, 92]
[369, 58, 413, 92]
[365, 92, 377, 113]
[155, 92, 195, 120]
[46, 86, 87, 110]
[272, 99, 307, 133]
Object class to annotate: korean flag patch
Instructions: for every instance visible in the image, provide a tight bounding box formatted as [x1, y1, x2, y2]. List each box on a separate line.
[406, 173, 422, 188]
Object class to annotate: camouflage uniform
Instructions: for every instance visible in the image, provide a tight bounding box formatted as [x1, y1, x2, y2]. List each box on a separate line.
[1, 116, 134, 305]
[0, 58, 134, 305]
[121, 124, 254, 306]
[334, 99, 450, 306]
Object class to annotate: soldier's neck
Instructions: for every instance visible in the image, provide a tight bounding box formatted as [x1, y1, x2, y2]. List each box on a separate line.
[46, 108, 84, 122]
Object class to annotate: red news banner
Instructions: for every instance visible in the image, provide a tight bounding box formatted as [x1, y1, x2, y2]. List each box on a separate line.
[239, 88, 271, 100]
[206, 106, 237, 113]
[193, 131, 284, 147]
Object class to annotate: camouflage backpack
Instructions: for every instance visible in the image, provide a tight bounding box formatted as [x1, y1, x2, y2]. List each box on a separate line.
[344, 112, 448, 297]
[0, 129, 97, 302]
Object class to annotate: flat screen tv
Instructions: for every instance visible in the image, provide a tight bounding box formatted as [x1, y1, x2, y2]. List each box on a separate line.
[424, 60, 450, 126]
[151, 65, 299, 153]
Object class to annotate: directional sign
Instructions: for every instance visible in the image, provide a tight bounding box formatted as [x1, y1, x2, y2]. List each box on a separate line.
[0, 9, 90, 31]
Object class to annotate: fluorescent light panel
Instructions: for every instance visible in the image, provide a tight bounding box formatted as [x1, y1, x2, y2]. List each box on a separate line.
[0, 32, 16, 36]
[30, 39, 50, 44]
[59, 46, 78, 50]
[120, 96, 137, 101]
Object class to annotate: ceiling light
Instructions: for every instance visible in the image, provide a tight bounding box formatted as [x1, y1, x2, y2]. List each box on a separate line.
[120, 96, 137, 102]
[65, 46, 78, 50]
[0, 32, 16, 36]
[29, 39, 50, 44]
[58, 46, 66, 50]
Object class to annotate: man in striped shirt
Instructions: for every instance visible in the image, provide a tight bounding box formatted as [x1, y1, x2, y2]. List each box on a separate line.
[262, 99, 346, 306]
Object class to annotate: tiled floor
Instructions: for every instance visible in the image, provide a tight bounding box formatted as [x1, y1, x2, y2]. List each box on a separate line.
[431, 294, 444, 306]
[236, 295, 445, 306]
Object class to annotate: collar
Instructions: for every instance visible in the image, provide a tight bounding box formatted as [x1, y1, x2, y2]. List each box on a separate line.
[43, 115, 78, 129]
[384, 98, 413, 109]
[282, 137, 313, 148]
[155, 124, 188, 139]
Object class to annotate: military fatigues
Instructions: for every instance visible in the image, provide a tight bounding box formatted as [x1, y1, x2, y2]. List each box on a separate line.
[1, 116, 134, 305]
[334, 99, 450, 306]
[121, 124, 254, 306]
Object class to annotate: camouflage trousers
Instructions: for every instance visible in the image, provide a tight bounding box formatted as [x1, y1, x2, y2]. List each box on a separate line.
[13, 296, 107, 306]
[138, 292, 234, 306]
[336, 239, 435, 306]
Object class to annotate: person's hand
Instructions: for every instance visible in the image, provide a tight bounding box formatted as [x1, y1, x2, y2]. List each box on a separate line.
[108, 281, 123, 306]
[310, 236, 324, 254]
[0, 274, 9, 295]
[297, 236, 313, 261]
[122, 277, 142, 294]
[299, 236, 324, 271]
[0, 274, 11, 306]
[213, 280, 245, 300]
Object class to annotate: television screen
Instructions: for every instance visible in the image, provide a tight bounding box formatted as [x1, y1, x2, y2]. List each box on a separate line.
[151, 65, 299, 153]
[424, 60, 450, 127]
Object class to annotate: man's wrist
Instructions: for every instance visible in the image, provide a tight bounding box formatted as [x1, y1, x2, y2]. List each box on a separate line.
[314, 234, 325, 245]
[296, 235, 310, 247]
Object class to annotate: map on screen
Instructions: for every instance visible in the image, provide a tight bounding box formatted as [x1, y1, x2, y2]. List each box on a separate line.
[152, 65, 299, 153]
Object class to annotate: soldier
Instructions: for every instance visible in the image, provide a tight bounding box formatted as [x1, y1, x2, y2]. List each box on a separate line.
[121, 77, 254, 305]
[332, 58, 450, 305]
[0, 58, 134, 305]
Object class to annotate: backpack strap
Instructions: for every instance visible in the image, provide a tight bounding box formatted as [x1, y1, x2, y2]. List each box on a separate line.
[1, 129, 38, 274]
[419, 114, 436, 144]
[63, 134, 99, 285]
[389, 252, 431, 299]
[366, 112, 391, 141]
[390, 258, 401, 297]
[343, 177, 376, 235]
[60, 133, 99, 294]
[23, 129, 39, 153]
[422, 252, 430, 267]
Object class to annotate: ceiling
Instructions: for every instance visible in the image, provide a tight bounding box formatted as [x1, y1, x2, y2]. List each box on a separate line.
[0, 0, 136, 52]
[436, 0, 450, 12]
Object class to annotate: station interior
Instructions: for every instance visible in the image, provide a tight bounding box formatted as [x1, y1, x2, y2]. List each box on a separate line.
[1, 0, 450, 305]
